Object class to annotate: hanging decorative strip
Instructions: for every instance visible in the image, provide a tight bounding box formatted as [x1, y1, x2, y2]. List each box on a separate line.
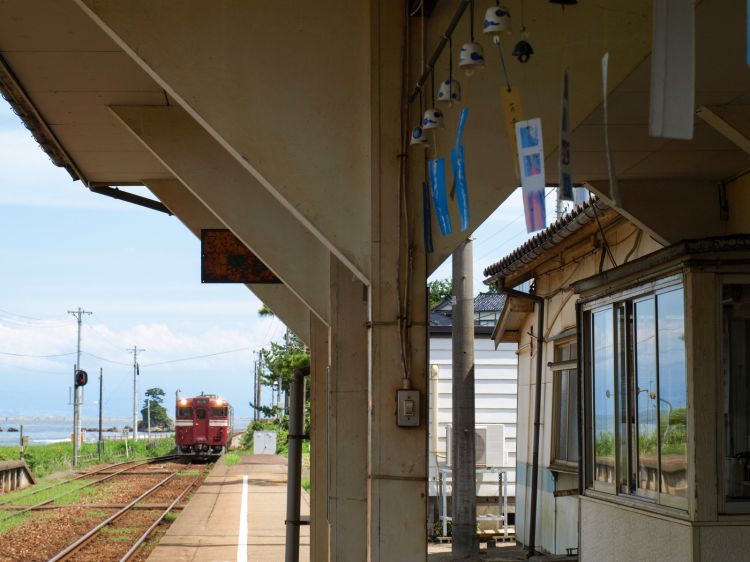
[602, 53, 621, 207]
[559, 69, 573, 201]
[450, 107, 471, 232]
[422, 181, 434, 253]
[649, 0, 695, 140]
[428, 157, 452, 236]
[515, 117, 547, 232]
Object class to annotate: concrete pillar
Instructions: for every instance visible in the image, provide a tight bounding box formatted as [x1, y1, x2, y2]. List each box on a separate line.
[328, 257, 368, 561]
[309, 315, 330, 562]
[367, 2, 428, 560]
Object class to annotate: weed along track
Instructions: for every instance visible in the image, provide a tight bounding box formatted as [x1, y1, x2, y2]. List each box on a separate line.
[0, 459, 208, 562]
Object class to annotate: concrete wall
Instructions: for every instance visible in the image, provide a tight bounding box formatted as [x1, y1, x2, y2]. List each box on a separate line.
[428, 336, 518, 500]
[580, 498, 693, 562]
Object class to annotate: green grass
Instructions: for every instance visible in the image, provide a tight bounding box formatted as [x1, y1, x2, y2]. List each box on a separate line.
[100, 526, 136, 542]
[85, 509, 108, 519]
[163, 511, 178, 523]
[177, 469, 202, 477]
[0, 437, 176, 479]
[0, 511, 30, 533]
[223, 451, 240, 466]
[1, 479, 97, 506]
[301, 475, 311, 493]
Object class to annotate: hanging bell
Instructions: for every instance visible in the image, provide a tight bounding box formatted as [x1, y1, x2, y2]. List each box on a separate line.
[410, 126, 429, 146]
[512, 40, 534, 63]
[459, 42, 485, 74]
[483, 6, 512, 35]
[437, 79, 461, 103]
[422, 108, 444, 130]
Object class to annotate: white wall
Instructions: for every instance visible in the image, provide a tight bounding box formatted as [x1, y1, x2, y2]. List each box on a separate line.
[428, 335, 518, 500]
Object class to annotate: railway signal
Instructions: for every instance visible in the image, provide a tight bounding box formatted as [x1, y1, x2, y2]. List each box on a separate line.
[74, 369, 88, 387]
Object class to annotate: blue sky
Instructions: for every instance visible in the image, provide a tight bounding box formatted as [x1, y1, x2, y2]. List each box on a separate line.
[0, 98, 566, 421]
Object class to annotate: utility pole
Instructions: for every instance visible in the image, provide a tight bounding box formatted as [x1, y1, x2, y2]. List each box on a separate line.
[451, 239, 477, 558]
[68, 307, 92, 467]
[252, 354, 258, 421]
[127, 346, 145, 441]
[98, 368, 103, 461]
[147, 398, 151, 442]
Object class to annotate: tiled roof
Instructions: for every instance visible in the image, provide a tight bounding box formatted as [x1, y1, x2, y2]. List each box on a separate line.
[483, 197, 610, 280]
[473, 292, 506, 312]
[428, 292, 506, 327]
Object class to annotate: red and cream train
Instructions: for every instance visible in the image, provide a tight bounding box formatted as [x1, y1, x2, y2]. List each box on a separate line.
[175, 393, 233, 457]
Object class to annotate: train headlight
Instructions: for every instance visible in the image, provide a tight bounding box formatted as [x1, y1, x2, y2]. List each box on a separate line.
[215, 399, 224, 406]
[179, 399, 188, 406]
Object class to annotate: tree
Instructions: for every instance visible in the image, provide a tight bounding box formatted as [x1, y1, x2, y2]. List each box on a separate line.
[258, 303, 275, 317]
[251, 330, 310, 422]
[428, 278, 453, 310]
[139, 387, 173, 431]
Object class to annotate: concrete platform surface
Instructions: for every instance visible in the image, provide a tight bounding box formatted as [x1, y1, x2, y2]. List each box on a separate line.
[147, 453, 310, 562]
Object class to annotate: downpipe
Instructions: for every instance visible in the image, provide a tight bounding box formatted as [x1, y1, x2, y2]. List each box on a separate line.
[285, 365, 310, 562]
[500, 285, 544, 558]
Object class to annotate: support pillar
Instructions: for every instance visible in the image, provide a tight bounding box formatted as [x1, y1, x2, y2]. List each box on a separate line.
[309, 315, 330, 562]
[328, 257, 368, 561]
[366, 2, 429, 560]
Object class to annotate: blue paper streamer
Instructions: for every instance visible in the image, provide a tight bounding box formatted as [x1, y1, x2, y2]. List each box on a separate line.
[422, 182, 434, 253]
[428, 158, 452, 236]
[452, 107, 470, 231]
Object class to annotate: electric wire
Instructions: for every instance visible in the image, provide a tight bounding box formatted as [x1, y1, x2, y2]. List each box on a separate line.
[141, 346, 253, 368]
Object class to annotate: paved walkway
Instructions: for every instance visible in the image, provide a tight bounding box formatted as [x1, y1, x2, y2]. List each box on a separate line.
[147, 454, 310, 562]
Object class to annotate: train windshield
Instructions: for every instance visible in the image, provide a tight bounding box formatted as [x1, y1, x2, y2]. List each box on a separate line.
[196, 409, 206, 419]
[177, 407, 193, 418]
[211, 407, 228, 417]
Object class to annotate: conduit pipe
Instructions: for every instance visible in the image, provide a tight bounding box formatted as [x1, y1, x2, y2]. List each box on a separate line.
[431, 363, 440, 460]
[499, 283, 544, 559]
[285, 365, 310, 562]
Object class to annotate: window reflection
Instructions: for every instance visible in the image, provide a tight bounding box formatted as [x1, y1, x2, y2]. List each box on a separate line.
[657, 289, 688, 498]
[635, 298, 659, 496]
[593, 308, 615, 484]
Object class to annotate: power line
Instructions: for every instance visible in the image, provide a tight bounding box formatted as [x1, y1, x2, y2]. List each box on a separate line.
[81, 351, 131, 367]
[0, 350, 76, 358]
[142, 346, 254, 367]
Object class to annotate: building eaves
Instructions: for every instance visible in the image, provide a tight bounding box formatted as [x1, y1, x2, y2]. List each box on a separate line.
[483, 197, 610, 281]
[473, 292, 506, 312]
[0, 54, 81, 181]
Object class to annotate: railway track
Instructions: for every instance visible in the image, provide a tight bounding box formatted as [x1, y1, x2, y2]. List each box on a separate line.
[0, 455, 181, 524]
[46, 472, 203, 562]
[0, 457, 208, 562]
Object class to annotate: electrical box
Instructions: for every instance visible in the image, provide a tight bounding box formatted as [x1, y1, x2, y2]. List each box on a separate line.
[397, 389, 420, 427]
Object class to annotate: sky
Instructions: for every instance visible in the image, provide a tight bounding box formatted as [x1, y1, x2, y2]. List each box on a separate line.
[0, 97, 568, 421]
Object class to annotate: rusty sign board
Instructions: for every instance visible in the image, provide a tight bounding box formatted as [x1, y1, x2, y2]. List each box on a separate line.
[201, 229, 281, 284]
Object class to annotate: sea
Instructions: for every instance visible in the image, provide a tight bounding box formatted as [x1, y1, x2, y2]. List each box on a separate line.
[0, 417, 254, 447]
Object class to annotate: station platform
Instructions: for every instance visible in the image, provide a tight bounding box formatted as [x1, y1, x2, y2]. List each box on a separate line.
[147, 454, 310, 562]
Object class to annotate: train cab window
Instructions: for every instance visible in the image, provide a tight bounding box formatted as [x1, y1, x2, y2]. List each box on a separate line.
[211, 407, 228, 417]
[177, 407, 193, 418]
[196, 409, 206, 420]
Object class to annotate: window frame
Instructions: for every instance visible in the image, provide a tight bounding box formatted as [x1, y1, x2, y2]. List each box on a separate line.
[719, 274, 750, 514]
[550, 337, 579, 473]
[582, 274, 689, 511]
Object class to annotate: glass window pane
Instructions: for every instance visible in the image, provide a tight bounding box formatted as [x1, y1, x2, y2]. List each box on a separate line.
[635, 298, 659, 495]
[568, 368, 579, 462]
[723, 284, 750, 501]
[657, 288, 688, 498]
[556, 370, 570, 461]
[196, 409, 206, 420]
[593, 308, 616, 485]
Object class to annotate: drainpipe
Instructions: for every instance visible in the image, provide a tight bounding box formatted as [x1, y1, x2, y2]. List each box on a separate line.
[285, 365, 310, 562]
[500, 284, 544, 559]
[431, 364, 440, 461]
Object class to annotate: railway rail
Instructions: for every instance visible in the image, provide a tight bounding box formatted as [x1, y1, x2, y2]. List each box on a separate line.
[0, 455, 180, 524]
[0, 456, 208, 562]
[46, 471, 203, 562]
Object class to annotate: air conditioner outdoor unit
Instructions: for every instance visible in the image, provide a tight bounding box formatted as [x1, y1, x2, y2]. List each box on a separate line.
[445, 424, 505, 467]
